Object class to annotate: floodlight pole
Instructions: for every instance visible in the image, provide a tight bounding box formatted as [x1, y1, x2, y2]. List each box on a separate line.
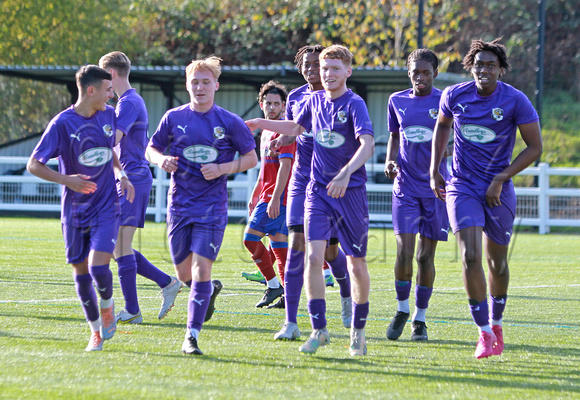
[535, 0, 545, 167]
[417, 0, 424, 49]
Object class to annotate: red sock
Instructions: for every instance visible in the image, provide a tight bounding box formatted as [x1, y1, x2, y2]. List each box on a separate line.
[271, 246, 288, 285]
[244, 240, 276, 281]
[323, 262, 330, 270]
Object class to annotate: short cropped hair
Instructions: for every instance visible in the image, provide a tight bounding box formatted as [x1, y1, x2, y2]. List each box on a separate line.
[258, 80, 287, 104]
[462, 38, 511, 72]
[75, 65, 112, 92]
[320, 45, 354, 67]
[294, 45, 326, 71]
[186, 56, 222, 81]
[407, 48, 439, 71]
[99, 51, 131, 77]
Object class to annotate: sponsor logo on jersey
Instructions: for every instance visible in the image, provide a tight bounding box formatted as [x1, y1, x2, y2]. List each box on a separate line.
[492, 108, 504, 121]
[460, 124, 496, 143]
[403, 126, 433, 143]
[213, 126, 225, 140]
[102, 124, 114, 137]
[315, 129, 345, 148]
[337, 110, 347, 123]
[429, 108, 438, 119]
[183, 145, 219, 163]
[302, 130, 314, 138]
[78, 147, 113, 167]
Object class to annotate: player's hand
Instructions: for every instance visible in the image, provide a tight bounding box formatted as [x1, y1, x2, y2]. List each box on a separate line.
[326, 169, 350, 198]
[267, 198, 280, 219]
[65, 174, 97, 194]
[268, 138, 282, 157]
[384, 160, 398, 180]
[159, 156, 178, 173]
[245, 119, 262, 131]
[201, 163, 223, 180]
[486, 179, 503, 208]
[119, 177, 135, 203]
[430, 171, 446, 201]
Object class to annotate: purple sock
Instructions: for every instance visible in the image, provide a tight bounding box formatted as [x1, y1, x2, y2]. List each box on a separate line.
[117, 254, 139, 314]
[89, 264, 113, 300]
[187, 280, 212, 332]
[395, 280, 411, 301]
[284, 249, 304, 324]
[469, 299, 490, 327]
[134, 250, 171, 288]
[74, 273, 99, 322]
[490, 294, 507, 321]
[415, 285, 433, 309]
[307, 299, 327, 330]
[353, 301, 369, 329]
[328, 249, 351, 298]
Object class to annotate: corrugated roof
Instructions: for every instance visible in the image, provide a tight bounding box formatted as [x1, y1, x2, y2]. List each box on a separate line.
[0, 64, 413, 87]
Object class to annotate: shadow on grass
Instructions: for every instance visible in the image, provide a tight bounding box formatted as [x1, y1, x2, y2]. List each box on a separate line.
[116, 347, 580, 394]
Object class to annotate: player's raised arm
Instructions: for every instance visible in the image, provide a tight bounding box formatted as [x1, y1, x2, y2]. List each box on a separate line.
[384, 130, 400, 180]
[27, 156, 97, 195]
[429, 113, 453, 201]
[200, 150, 258, 181]
[245, 118, 305, 136]
[326, 134, 375, 199]
[146, 145, 179, 173]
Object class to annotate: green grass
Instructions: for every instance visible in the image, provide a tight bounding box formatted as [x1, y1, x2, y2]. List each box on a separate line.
[0, 217, 578, 399]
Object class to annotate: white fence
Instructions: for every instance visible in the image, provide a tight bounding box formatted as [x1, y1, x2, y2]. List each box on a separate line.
[0, 157, 578, 234]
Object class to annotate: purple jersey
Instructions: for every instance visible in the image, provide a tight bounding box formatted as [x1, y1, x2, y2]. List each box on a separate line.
[388, 88, 448, 197]
[440, 81, 539, 187]
[295, 89, 374, 187]
[31, 105, 119, 227]
[149, 103, 256, 221]
[286, 84, 319, 183]
[114, 88, 152, 185]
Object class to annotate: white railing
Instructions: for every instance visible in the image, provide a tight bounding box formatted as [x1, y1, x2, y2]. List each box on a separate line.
[0, 157, 578, 234]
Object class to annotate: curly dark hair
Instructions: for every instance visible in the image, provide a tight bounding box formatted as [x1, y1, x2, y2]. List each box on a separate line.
[257, 80, 288, 103]
[407, 48, 439, 71]
[294, 45, 326, 71]
[462, 37, 511, 72]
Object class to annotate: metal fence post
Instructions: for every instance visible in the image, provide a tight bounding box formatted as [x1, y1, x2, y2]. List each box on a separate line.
[538, 162, 549, 234]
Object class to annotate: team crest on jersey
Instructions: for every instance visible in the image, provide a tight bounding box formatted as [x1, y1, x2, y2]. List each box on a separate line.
[403, 126, 433, 143]
[428, 108, 438, 119]
[315, 129, 345, 148]
[183, 145, 219, 163]
[102, 124, 114, 137]
[460, 124, 496, 143]
[213, 126, 225, 140]
[78, 147, 113, 167]
[337, 111, 347, 123]
[492, 108, 504, 122]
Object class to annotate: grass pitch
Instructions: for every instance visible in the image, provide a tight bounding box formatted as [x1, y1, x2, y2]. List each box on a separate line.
[0, 217, 578, 399]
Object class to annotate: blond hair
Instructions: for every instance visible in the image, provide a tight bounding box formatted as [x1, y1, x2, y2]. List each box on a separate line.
[99, 51, 131, 77]
[320, 45, 354, 67]
[186, 56, 222, 80]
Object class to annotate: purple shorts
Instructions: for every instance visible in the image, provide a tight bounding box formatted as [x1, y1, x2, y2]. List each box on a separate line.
[167, 212, 227, 264]
[62, 212, 120, 264]
[248, 201, 288, 236]
[305, 181, 369, 257]
[392, 194, 449, 241]
[446, 180, 516, 246]
[118, 182, 151, 228]
[286, 173, 309, 228]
